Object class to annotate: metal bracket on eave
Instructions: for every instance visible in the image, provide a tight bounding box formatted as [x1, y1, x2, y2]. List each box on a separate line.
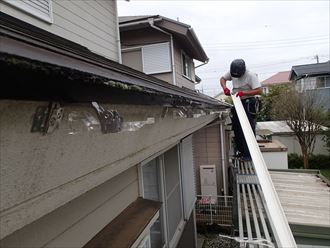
[91, 102, 123, 133]
[231, 95, 297, 248]
[31, 102, 63, 134]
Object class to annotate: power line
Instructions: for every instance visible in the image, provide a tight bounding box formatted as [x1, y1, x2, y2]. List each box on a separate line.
[196, 55, 329, 74]
[203, 35, 329, 47]
[205, 40, 329, 51]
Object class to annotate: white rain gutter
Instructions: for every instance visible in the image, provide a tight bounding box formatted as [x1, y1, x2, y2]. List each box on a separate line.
[114, 2, 122, 63]
[219, 119, 227, 196]
[231, 95, 297, 248]
[148, 19, 177, 86]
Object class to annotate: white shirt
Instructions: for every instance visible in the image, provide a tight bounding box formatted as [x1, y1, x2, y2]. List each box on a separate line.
[223, 70, 261, 96]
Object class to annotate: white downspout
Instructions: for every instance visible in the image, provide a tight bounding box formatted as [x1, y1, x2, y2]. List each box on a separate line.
[114, 1, 122, 63]
[219, 119, 227, 196]
[148, 19, 177, 86]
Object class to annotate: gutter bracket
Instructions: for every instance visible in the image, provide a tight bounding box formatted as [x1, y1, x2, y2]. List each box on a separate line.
[31, 102, 63, 134]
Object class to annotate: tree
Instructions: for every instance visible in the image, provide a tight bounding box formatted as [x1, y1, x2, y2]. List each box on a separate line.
[271, 86, 326, 169]
[257, 84, 290, 121]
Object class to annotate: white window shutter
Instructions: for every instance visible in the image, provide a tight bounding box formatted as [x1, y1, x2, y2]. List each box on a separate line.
[4, 0, 53, 23]
[142, 42, 172, 74]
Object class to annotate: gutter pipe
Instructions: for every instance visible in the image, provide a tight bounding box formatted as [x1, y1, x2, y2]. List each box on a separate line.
[148, 18, 177, 86]
[231, 95, 297, 248]
[114, 2, 122, 63]
[219, 117, 227, 197]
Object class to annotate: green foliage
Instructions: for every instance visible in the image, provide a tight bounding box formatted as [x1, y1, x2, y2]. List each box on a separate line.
[321, 169, 330, 180]
[257, 84, 289, 121]
[322, 111, 330, 152]
[288, 153, 330, 170]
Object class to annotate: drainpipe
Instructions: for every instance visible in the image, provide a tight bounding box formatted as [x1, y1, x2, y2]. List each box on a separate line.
[219, 116, 227, 197]
[148, 19, 177, 86]
[114, 1, 122, 63]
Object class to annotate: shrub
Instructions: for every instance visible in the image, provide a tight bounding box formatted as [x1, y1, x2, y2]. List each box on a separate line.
[288, 153, 330, 170]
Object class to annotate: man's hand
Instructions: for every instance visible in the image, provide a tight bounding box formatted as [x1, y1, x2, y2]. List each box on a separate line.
[224, 87, 231, 96]
[236, 91, 244, 98]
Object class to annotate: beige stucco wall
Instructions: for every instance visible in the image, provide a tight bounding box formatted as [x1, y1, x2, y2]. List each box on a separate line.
[0, 167, 138, 247]
[0, 0, 120, 61]
[0, 100, 218, 239]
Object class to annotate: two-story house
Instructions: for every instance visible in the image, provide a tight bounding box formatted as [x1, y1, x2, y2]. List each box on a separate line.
[0, 1, 229, 247]
[119, 15, 232, 209]
[289, 60, 330, 110]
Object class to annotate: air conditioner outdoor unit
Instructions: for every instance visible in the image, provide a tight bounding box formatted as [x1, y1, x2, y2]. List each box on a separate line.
[200, 165, 217, 203]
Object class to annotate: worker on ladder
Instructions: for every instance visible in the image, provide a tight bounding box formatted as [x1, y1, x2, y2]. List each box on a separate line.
[220, 59, 262, 161]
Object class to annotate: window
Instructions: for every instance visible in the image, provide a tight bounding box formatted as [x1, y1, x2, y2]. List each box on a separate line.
[142, 42, 172, 74]
[138, 234, 151, 248]
[4, 0, 53, 23]
[182, 52, 193, 79]
[316, 76, 330, 88]
[180, 136, 196, 220]
[140, 158, 166, 248]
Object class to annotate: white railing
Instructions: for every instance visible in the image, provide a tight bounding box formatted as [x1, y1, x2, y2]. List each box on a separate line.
[195, 195, 233, 226]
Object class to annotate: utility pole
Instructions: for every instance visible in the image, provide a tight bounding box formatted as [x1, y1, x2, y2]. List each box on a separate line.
[314, 54, 319, 63]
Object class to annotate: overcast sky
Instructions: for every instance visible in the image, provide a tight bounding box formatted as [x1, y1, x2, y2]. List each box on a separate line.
[117, 0, 330, 96]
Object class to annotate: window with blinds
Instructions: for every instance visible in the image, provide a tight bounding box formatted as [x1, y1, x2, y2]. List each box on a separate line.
[142, 42, 172, 74]
[4, 0, 53, 23]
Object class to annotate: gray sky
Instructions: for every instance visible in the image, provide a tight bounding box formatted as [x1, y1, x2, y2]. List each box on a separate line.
[117, 0, 330, 96]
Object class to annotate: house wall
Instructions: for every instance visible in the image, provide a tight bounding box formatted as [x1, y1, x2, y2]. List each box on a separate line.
[173, 40, 196, 90]
[273, 134, 328, 155]
[193, 124, 227, 196]
[0, 0, 120, 61]
[120, 28, 173, 84]
[0, 100, 218, 239]
[0, 167, 138, 247]
[120, 28, 197, 89]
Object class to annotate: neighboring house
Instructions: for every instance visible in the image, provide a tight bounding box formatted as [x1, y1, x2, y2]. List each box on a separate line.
[261, 71, 291, 94]
[289, 61, 330, 110]
[119, 15, 232, 203]
[119, 15, 208, 90]
[256, 121, 328, 155]
[0, 3, 230, 248]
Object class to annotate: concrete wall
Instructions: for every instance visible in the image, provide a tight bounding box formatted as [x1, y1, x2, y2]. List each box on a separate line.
[0, 100, 218, 239]
[0, 0, 120, 61]
[0, 167, 138, 247]
[273, 134, 328, 155]
[262, 151, 288, 169]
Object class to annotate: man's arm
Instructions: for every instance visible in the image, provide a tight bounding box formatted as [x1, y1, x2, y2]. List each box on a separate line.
[240, 87, 262, 96]
[220, 76, 227, 91]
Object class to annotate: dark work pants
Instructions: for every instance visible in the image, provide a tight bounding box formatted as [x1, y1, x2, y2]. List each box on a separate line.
[231, 97, 257, 158]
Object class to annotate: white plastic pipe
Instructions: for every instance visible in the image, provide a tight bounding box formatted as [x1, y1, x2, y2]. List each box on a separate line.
[231, 95, 297, 248]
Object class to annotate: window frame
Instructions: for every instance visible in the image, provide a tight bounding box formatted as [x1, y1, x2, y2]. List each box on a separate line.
[139, 156, 169, 248]
[3, 0, 54, 23]
[181, 51, 193, 80]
